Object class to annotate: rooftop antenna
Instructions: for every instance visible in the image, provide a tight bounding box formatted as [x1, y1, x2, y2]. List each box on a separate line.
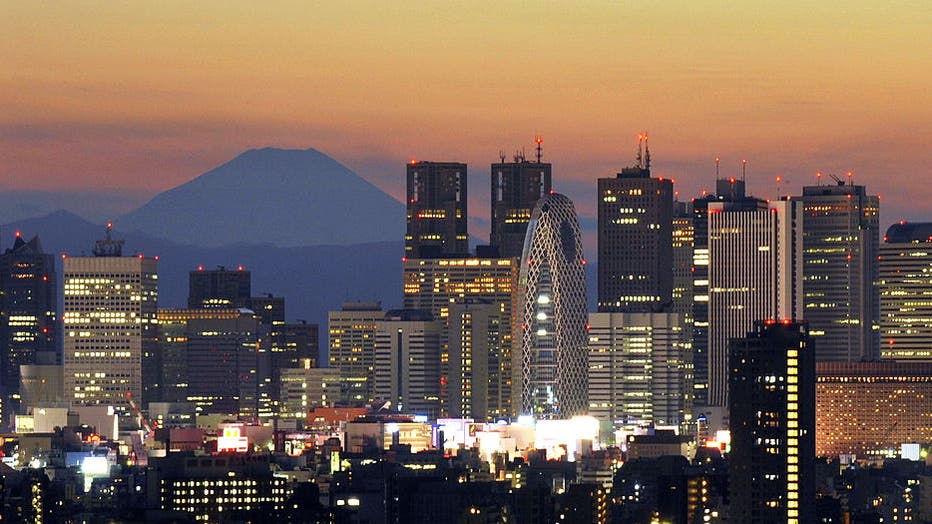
[635, 133, 644, 169]
[715, 157, 720, 178]
[499, 150, 506, 163]
[741, 159, 748, 182]
[644, 132, 651, 171]
[535, 136, 543, 163]
[846, 170, 853, 186]
[817, 171, 823, 186]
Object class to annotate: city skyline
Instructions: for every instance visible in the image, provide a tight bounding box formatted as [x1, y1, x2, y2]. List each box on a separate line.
[2, 3, 930, 235]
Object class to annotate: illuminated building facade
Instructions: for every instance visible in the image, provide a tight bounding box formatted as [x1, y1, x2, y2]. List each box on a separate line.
[187, 265, 250, 309]
[707, 198, 802, 406]
[0, 234, 57, 429]
[879, 222, 932, 359]
[490, 154, 552, 258]
[156, 455, 287, 522]
[798, 181, 880, 362]
[671, 202, 694, 336]
[402, 257, 518, 418]
[280, 360, 339, 419]
[328, 302, 383, 405]
[373, 310, 442, 417]
[597, 152, 674, 313]
[587, 312, 691, 428]
[728, 321, 815, 524]
[448, 300, 504, 420]
[515, 193, 588, 417]
[816, 361, 932, 457]
[63, 227, 158, 414]
[406, 161, 469, 258]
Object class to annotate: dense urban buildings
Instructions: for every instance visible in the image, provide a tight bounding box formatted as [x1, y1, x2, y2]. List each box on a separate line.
[515, 192, 588, 417]
[447, 300, 505, 420]
[707, 198, 803, 406]
[671, 201, 695, 336]
[405, 161, 469, 258]
[402, 257, 518, 418]
[597, 139, 674, 312]
[587, 312, 691, 428]
[879, 221, 932, 359]
[0, 234, 57, 430]
[728, 321, 815, 524]
[279, 359, 339, 419]
[62, 226, 158, 414]
[798, 179, 880, 362]
[489, 145, 552, 258]
[816, 361, 932, 457]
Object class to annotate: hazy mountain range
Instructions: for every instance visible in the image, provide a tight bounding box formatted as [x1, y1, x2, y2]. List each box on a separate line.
[2, 147, 597, 326]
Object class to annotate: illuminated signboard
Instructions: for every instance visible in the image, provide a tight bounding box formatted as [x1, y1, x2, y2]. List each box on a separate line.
[217, 427, 249, 453]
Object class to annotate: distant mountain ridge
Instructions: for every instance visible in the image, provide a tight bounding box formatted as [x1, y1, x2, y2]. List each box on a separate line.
[119, 147, 405, 248]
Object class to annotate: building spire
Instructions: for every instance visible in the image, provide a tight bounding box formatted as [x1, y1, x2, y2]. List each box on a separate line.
[535, 136, 543, 163]
[644, 132, 651, 171]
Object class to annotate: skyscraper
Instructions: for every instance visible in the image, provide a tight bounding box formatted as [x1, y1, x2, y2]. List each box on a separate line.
[402, 257, 518, 418]
[490, 145, 552, 258]
[188, 265, 251, 309]
[691, 177, 761, 407]
[798, 179, 880, 362]
[63, 225, 158, 414]
[597, 139, 673, 312]
[373, 309, 442, 417]
[406, 161, 468, 258]
[587, 312, 691, 428]
[328, 302, 384, 405]
[0, 233, 57, 429]
[707, 198, 803, 406]
[671, 202, 695, 330]
[448, 300, 504, 420]
[878, 222, 932, 359]
[515, 192, 588, 418]
[728, 321, 815, 524]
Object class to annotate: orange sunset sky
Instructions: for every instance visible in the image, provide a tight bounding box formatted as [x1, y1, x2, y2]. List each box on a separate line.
[2, 1, 930, 231]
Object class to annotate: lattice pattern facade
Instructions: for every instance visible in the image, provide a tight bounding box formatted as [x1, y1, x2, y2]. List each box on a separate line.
[515, 193, 588, 417]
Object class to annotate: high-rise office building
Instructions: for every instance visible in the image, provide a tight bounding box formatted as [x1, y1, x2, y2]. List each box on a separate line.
[448, 300, 504, 420]
[373, 309, 442, 417]
[671, 202, 694, 330]
[587, 312, 691, 428]
[280, 359, 339, 420]
[691, 177, 762, 407]
[816, 361, 932, 457]
[328, 302, 384, 405]
[156, 308, 248, 404]
[490, 147, 552, 258]
[597, 141, 673, 312]
[707, 198, 803, 406]
[728, 321, 815, 524]
[878, 222, 932, 359]
[0, 233, 57, 429]
[188, 265, 251, 309]
[798, 180, 880, 362]
[184, 309, 262, 417]
[405, 161, 468, 258]
[515, 193, 588, 418]
[402, 257, 518, 418]
[63, 226, 158, 414]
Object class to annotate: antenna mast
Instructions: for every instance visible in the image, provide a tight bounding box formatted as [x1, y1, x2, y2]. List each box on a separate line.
[644, 132, 651, 171]
[741, 159, 748, 182]
[535, 136, 543, 163]
[636, 133, 644, 169]
[715, 157, 720, 178]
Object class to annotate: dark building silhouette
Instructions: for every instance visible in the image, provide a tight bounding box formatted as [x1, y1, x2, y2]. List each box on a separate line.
[597, 138, 673, 312]
[188, 265, 251, 309]
[490, 147, 551, 258]
[249, 294, 285, 326]
[0, 233, 57, 429]
[798, 180, 879, 362]
[405, 161, 468, 258]
[729, 321, 815, 524]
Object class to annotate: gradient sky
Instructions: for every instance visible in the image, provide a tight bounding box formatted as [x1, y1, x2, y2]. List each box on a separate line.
[2, 1, 931, 235]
